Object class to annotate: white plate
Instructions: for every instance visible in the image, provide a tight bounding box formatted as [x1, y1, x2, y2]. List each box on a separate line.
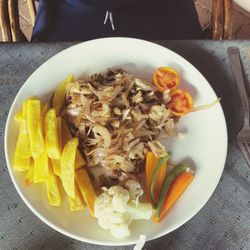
[234, 0, 250, 13]
[5, 38, 228, 246]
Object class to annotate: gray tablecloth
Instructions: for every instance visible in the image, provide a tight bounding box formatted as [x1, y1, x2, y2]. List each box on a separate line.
[0, 41, 250, 250]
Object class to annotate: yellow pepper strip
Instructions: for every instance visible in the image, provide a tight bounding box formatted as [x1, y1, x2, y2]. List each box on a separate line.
[14, 109, 23, 122]
[25, 159, 34, 186]
[61, 137, 79, 198]
[46, 165, 62, 207]
[13, 153, 30, 171]
[15, 97, 39, 122]
[53, 74, 75, 116]
[34, 151, 49, 183]
[27, 100, 45, 159]
[68, 183, 85, 212]
[57, 116, 62, 151]
[14, 100, 32, 158]
[75, 168, 97, 216]
[51, 159, 61, 177]
[41, 103, 48, 137]
[61, 118, 86, 169]
[45, 109, 61, 159]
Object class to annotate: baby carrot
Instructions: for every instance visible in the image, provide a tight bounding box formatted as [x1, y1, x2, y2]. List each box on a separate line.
[154, 171, 194, 223]
[146, 152, 168, 204]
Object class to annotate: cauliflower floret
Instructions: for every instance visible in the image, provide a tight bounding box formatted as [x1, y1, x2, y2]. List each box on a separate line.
[94, 181, 152, 239]
[94, 192, 114, 217]
[108, 186, 130, 212]
[125, 179, 143, 201]
[110, 223, 131, 239]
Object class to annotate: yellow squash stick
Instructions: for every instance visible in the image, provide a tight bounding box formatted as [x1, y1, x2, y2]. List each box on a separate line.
[67, 183, 85, 212]
[46, 165, 62, 207]
[45, 109, 61, 159]
[53, 74, 75, 115]
[13, 152, 30, 171]
[57, 116, 62, 150]
[41, 103, 48, 137]
[25, 159, 34, 186]
[61, 118, 86, 169]
[51, 159, 61, 177]
[34, 151, 49, 183]
[27, 100, 45, 159]
[15, 97, 39, 122]
[14, 109, 23, 122]
[61, 137, 79, 198]
[15, 100, 32, 158]
[75, 168, 97, 216]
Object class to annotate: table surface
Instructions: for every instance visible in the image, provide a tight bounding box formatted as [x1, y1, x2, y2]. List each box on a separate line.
[0, 40, 250, 250]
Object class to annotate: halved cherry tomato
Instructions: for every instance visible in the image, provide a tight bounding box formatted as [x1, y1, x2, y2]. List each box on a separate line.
[153, 67, 180, 92]
[167, 89, 193, 116]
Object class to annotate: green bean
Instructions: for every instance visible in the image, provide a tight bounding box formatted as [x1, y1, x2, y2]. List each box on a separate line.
[155, 163, 190, 217]
[150, 154, 169, 208]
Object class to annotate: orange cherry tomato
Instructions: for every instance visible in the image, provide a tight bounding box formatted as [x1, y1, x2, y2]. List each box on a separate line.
[153, 67, 180, 92]
[167, 89, 193, 116]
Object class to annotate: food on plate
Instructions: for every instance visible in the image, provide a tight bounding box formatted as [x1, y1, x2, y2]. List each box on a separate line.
[34, 151, 49, 183]
[94, 179, 152, 238]
[153, 67, 180, 92]
[146, 151, 167, 202]
[45, 109, 61, 159]
[68, 184, 85, 212]
[46, 166, 62, 207]
[61, 118, 86, 169]
[27, 100, 45, 159]
[53, 74, 75, 115]
[75, 168, 97, 216]
[13, 66, 219, 238]
[153, 170, 194, 223]
[167, 89, 193, 116]
[61, 137, 79, 198]
[25, 160, 34, 186]
[154, 163, 194, 222]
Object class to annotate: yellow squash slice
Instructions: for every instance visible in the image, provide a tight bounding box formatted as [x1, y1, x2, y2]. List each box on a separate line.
[57, 116, 62, 150]
[75, 168, 97, 216]
[45, 109, 61, 159]
[61, 137, 79, 198]
[14, 109, 23, 122]
[53, 74, 75, 115]
[15, 100, 32, 158]
[34, 151, 49, 183]
[61, 118, 86, 169]
[25, 159, 34, 186]
[46, 166, 62, 207]
[67, 183, 85, 212]
[27, 100, 45, 159]
[13, 153, 30, 171]
[51, 159, 61, 177]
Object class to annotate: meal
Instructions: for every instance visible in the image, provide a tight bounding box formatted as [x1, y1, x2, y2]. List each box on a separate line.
[13, 67, 218, 238]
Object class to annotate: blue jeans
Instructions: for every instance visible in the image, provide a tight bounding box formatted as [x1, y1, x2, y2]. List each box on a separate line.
[32, 0, 203, 41]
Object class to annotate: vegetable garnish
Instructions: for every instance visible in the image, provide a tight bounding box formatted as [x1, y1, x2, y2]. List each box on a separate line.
[45, 108, 61, 160]
[153, 67, 180, 92]
[146, 152, 167, 202]
[150, 154, 170, 208]
[155, 164, 193, 219]
[191, 98, 221, 113]
[53, 74, 75, 115]
[153, 171, 194, 223]
[167, 89, 193, 116]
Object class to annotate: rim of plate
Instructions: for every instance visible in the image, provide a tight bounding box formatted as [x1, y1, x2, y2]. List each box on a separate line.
[4, 37, 228, 246]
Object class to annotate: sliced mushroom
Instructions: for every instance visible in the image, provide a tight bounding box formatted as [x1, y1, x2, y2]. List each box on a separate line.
[92, 124, 111, 148]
